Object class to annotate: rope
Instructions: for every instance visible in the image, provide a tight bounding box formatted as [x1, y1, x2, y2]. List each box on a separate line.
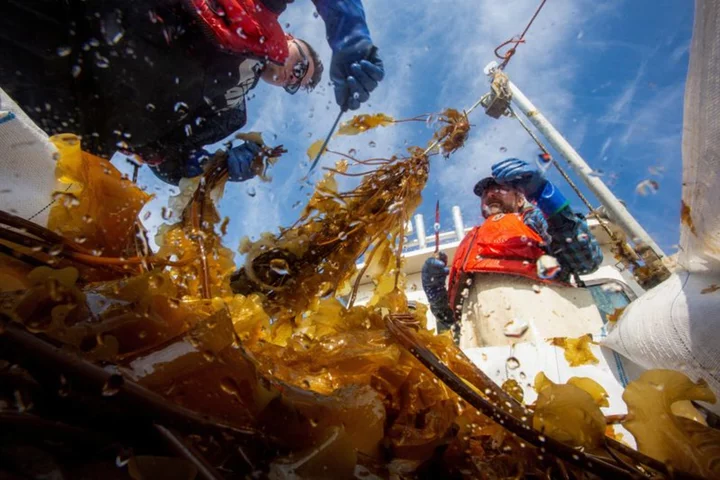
[494, 0, 548, 70]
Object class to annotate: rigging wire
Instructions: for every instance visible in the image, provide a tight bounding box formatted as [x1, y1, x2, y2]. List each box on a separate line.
[494, 0, 549, 70]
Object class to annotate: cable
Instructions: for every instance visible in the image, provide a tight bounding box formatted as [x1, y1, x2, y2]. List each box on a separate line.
[494, 0, 549, 70]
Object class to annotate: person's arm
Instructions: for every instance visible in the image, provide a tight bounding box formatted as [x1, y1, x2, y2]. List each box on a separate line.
[545, 206, 603, 277]
[493, 158, 603, 277]
[310, 0, 384, 110]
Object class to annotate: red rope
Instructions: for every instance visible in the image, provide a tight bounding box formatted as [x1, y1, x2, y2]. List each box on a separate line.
[494, 0, 548, 70]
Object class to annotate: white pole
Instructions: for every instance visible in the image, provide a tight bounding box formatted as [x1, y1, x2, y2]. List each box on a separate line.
[508, 80, 666, 258]
[415, 214, 427, 249]
[452, 206, 465, 242]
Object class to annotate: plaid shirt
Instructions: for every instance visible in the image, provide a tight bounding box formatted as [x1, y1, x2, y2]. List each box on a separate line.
[523, 206, 603, 280]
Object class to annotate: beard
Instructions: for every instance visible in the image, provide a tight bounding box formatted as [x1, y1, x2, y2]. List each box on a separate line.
[482, 200, 519, 218]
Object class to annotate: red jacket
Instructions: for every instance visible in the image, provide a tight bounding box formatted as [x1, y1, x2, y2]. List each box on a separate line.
[448, 213, 554, 315]
[190, 0, 289, 64]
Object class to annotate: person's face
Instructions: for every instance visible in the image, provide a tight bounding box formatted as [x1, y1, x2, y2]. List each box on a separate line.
[261, 39, 315, 92]
[481, 184, 524, 218]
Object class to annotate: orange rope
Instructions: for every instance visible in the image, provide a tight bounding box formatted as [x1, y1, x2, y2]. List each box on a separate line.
[494, 0, 548, 70]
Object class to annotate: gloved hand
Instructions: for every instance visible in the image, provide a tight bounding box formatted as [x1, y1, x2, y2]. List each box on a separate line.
[492, 157, 569, 216]
[491, 158, 547, 200]
[185, 150, 210, 178]
[227, 141, 262, 182]
[312, 0, 384, 110]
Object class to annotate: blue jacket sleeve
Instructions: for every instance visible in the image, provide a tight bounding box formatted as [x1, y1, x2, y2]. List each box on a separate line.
[545, 206, 603, 277]
[311, 0, 372, 52]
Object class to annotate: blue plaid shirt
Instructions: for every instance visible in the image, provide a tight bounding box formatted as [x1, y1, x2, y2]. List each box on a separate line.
[522, 206, 603, 279]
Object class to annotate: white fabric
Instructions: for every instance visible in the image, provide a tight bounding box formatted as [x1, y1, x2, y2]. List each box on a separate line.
[679, 0, 720, 272]
[0, 88, 58, 226]
[603, 272, 720, 414]
[604, 1, 720, 414]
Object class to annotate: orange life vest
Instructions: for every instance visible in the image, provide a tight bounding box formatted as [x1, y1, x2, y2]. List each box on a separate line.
[448, 213, 553, 315]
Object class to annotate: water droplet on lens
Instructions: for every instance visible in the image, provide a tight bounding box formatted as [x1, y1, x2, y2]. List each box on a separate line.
[506, 356, 520, 370]
[95, 55, 110, 68]
[102, 374, 124, 396]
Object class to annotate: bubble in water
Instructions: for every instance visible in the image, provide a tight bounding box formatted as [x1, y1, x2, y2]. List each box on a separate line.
[259, 36, 265, 44]
[184, 124, 192, 137]
[506, 357, 520, 370]
[102, 374, 124, 396]
[532, 284, 541, 294]
[348, 148, 357, 156]
[313, 11, 319, 18]
[57, 46, 72, 57]
[195, 116, 206, 127]
[499, 146, 508, 153]
[353, 92, 360, 100]
[146, 103, 156, 112]
[246, 186, 256, 197]
[236, 27, 247, 39]
[71, 65, 82, 78]
[368, 141, 377, 148]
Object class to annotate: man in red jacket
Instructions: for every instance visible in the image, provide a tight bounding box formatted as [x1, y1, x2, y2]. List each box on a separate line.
[0, 0, 384, 185]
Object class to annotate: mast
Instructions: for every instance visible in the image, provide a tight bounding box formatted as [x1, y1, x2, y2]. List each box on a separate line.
[484, 64, 666, 260]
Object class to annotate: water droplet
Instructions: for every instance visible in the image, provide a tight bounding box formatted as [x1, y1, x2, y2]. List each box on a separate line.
[313, 11, 319, 18]
[259, 36, 265, 44]
[195, 116, 206, 127]
[115, 451, 131, 468]
[102, 374, 124, 396]
[174, 102, 189, 119]
[368, 141, 377, 148]
[57, 46, 72, 57]
[246, 186, 256, 197]
[353, 92, 360, 100]
[184, 124, 193, 137]
[506, 357, 520, 370]
[95, 55, 110, 68]
[220, 377, 240, 396]
[499, 146, 508, 153]
[348, 148, 357, 156]
[202, 351, 216, 362]
[236, 27, 247, 39]
[269, 258, 290, 276]
[58, 375, 70, 397]
[145, 103, 156, 112]
[71, 65, 82, 78]
[532, 284, 541, 294]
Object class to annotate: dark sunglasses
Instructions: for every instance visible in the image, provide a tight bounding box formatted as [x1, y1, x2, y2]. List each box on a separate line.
[284, 40, 310, 94]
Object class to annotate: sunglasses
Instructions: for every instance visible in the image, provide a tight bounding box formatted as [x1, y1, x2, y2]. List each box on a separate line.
[284, 40, 311, 94]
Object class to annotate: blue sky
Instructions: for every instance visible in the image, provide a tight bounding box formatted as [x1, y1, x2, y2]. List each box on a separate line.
[117, 0, 695, 260]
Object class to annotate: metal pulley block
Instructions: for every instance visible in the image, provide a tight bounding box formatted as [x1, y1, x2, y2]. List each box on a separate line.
[482, 69, 513, 119]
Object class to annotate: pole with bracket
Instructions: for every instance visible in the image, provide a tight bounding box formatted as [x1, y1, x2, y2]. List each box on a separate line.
[498, 71, 665, 259]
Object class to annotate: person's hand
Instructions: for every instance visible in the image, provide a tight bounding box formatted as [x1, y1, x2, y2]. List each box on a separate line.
[491, 158, 547, 200]
[184, 150, 209, 178]
[227, 142, 262, 182]
[331, 41, 384, 110]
